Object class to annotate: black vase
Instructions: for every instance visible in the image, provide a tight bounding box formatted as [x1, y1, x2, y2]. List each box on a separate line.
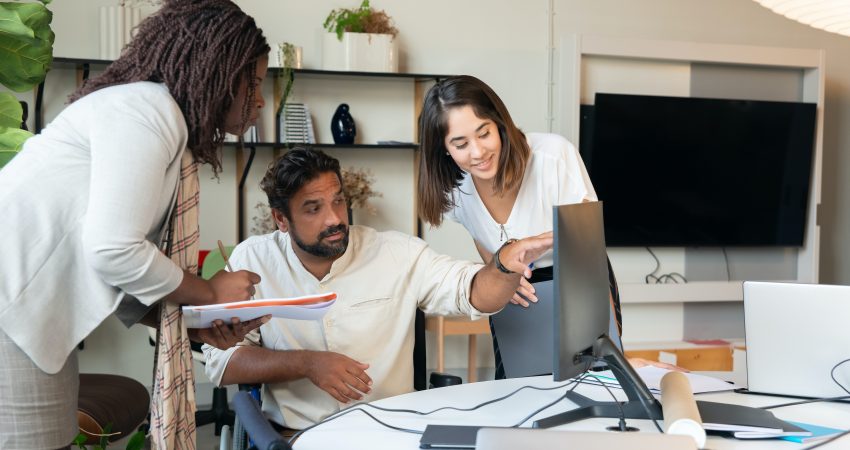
[331, 103, 356, 145]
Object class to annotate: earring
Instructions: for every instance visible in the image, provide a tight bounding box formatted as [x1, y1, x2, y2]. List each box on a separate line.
[445, 151, 450, 156]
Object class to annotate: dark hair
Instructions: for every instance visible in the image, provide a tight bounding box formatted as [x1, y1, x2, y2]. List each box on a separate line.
[417, 75, 530, 226]
[261, 147, 343, 218]
[69, 0, 270, 174]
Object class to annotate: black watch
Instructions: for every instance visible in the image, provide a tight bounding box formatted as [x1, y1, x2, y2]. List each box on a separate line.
[494, 238, 519, 274]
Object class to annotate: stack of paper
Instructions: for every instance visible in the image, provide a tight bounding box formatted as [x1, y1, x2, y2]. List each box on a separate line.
[182, 292, 336, 328]
[583, 366, 740, 395]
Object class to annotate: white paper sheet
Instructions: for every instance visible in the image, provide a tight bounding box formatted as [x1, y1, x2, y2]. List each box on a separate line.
[182, 293, 336, 329]
[581, 365, 740, 394]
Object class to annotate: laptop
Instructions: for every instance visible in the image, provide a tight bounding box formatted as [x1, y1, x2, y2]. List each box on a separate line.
[743, 281, 850, 399]
[475, 428, 697, 450]
[491, 281, 622, 379]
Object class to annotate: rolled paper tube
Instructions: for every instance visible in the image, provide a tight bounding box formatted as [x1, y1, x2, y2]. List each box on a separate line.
[661, 371, 707, 449]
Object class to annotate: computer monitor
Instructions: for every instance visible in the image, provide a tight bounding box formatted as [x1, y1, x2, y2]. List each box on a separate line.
[533, 201, 662, 428]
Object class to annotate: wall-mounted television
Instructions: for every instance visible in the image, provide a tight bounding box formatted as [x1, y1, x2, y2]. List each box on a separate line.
[580, 93, 817, 247]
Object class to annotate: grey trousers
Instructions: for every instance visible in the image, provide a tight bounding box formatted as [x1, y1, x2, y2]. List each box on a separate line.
[0, 330, 79, 450]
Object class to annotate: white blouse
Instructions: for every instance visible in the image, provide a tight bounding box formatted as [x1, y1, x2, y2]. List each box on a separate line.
[447, 132, 597, 268]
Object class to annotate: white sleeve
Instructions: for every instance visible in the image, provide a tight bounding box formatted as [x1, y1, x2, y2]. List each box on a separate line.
[80, 89, 186, 306]
[408, 236, 488, 319]
[556, 138, 598, 204]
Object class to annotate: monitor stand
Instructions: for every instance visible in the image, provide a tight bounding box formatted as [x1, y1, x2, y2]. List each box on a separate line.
[532, 335, 663, 429]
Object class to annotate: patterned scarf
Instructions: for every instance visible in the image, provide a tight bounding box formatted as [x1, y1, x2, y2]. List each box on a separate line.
[150, 151, 200, 449]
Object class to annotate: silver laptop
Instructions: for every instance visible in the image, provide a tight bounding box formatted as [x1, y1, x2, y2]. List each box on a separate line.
[476, 428, 697, 450]
[744, 281, 850, 398]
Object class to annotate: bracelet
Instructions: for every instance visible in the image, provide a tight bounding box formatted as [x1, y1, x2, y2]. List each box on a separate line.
[494, 238, 519, 274]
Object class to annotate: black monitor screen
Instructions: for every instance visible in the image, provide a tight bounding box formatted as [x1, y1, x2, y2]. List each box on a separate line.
[582, 93, 817, 247]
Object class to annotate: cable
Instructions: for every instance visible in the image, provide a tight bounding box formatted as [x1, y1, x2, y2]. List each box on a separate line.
[289, 378, 582, 446]
[644, 247, 688, 284]
[590, 357, 664, 433]
[757, 358, 850, 450]
[510, 373, 588, 427]
[721, 247, 731, 281]
[644, 246, 661, 284]
[761, 358, 850, 410]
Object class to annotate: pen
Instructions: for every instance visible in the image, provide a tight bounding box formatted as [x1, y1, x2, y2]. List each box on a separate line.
[217, 240, 234, 272]
[218, 240, 255, 300]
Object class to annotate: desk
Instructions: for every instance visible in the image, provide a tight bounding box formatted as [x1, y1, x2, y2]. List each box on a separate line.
[292, 375, 850, 449]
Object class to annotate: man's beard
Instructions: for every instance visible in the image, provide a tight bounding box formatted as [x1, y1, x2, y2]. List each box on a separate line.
[291, 223, 349, 258]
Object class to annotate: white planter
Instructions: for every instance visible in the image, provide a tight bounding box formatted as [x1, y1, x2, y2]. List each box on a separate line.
[322, 32, 398, 73]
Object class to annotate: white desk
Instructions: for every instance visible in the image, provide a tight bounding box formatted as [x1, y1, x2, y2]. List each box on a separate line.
[292, 375, 850, 449]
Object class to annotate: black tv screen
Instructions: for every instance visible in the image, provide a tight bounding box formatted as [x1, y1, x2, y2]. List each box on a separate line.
[581, 93, 816, 247]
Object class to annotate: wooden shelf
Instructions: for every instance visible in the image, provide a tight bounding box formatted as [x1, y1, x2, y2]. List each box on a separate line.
[619, 281, 744, 304]
[51, 57, 452, 82]
[222, 142, 418, 150]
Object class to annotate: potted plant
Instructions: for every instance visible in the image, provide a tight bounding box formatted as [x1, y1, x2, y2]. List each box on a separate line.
[0, 0, 54, 169]
[321, 0, 399, 72]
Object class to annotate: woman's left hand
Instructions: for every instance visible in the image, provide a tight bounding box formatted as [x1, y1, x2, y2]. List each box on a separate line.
[510, 277, 537, 307]
[188, 315, 271, 350]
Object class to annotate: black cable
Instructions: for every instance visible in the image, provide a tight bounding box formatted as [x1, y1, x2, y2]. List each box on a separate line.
[644, 247, 661, 284]
[721, 247, 731, 281]
[590, 357, 664, 433]
[757, 358, 850, 450]
[289, 378, 582, 446]
[644, 247, 688, 284]
[510, 373, 589, 427]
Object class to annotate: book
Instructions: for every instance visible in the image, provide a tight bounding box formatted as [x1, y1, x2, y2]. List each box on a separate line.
[780, 421, 845, 443]
[182, 293, 336, 328]
[698, 401, 812, 438]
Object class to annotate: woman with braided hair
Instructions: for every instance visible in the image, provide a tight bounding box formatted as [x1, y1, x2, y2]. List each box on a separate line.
[0, 1, 270, 448]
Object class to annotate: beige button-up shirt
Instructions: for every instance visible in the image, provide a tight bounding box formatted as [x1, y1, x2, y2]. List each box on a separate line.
[203, 226, 485, 429]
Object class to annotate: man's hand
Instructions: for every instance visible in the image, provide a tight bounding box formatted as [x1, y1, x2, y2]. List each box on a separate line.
[188, 315, 270, 350]
[305, 352, 372, 403]
[498, 232, 554, 278]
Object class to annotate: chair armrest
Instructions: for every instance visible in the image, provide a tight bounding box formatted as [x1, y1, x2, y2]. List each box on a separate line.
[231, 392, 292, 450]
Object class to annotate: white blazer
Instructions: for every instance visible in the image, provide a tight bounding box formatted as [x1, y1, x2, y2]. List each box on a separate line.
[0, 82, 188, 373]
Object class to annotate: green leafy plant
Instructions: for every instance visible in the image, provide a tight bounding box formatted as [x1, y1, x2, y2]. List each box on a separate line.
[0, 0, 54, 165]
[323, 0, 398, 41]
[73, 423, 146, 450]
[275, 42, 296, 116]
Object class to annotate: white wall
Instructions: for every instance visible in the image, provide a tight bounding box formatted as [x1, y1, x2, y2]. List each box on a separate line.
[37, 0, 850, 381]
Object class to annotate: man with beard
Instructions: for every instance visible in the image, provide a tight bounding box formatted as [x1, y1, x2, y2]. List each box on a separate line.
[203, 148, 552, 431]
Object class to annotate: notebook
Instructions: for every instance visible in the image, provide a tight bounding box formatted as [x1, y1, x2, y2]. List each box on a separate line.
[743, 281, 850, 399]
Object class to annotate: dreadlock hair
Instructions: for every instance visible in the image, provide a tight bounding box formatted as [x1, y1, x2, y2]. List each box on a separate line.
[69, 0, 270, 174]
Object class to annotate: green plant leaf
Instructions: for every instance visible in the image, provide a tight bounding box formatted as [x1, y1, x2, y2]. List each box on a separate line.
[72, 432, 88, 449]
[0, 92, 22, 128]
[125, 430, 146, 450]
[0, 1, 54, 92]
[0, 125, 32, 153]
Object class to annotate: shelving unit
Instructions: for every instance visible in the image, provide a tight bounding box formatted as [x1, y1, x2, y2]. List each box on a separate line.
[45, 57, 452, 242]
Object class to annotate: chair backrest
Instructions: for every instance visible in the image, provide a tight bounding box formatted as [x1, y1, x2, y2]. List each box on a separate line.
[202, 245, 234, 280]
